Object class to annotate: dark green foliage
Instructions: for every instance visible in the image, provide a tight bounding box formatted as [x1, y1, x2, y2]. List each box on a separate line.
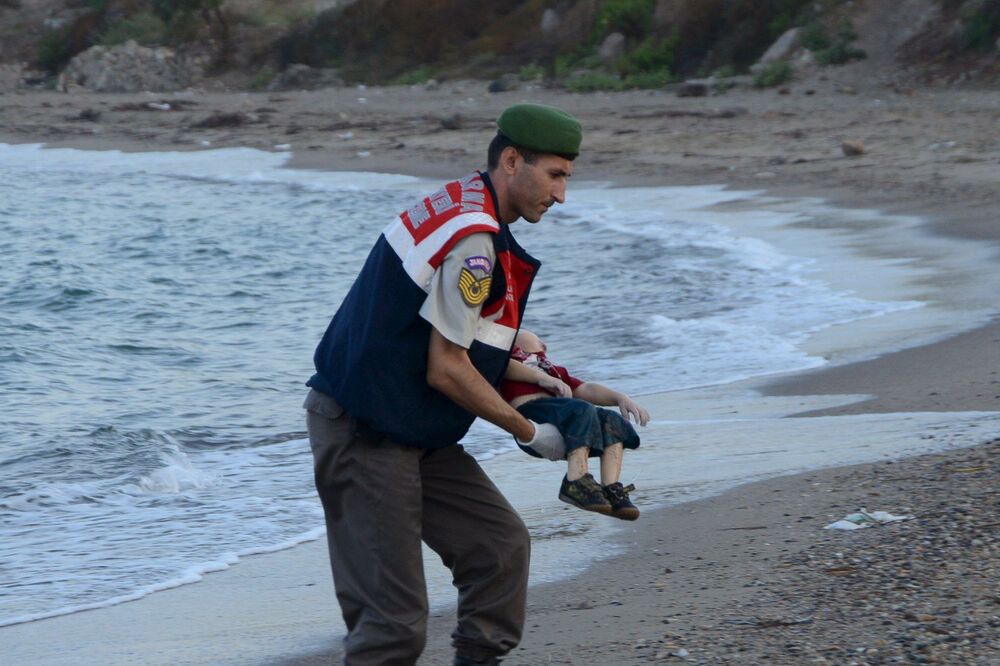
[151, 0, 221, 22]
[35, 26, 77, 73]
[814, 40, 867, 65]
[657, 0, 818, 76]
[276, 0, 545, 82]
[624, 35, 677, 74]
[799, 22, 832, 51]
[959, 0, 1000, 50]
[801, 20, 866, 65]
[565, 71, 624, 92]
[593, 0, 656, 41]
[99, 11, 166, 46]
[753, 60, 792, 87]
[622, 68, 671, 88]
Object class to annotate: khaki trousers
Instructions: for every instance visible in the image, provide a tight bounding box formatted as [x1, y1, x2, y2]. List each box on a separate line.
[306, 399, 530, 666]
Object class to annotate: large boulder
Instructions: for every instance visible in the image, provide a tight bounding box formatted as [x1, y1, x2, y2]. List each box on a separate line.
[759, 28, 801, 65]
[0, 64, 21, 93]
[540, 8, 560, 33]
[598, 32, 627, 61]
[58, 40, 205, 93]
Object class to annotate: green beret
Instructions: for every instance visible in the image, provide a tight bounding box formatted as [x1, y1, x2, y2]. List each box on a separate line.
[496, 103, 582, 159]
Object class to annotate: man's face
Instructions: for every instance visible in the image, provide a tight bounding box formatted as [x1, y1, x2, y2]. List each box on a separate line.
[508, 153, 573, 224]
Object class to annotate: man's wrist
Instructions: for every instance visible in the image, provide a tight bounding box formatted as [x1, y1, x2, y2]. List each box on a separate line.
[516, 419, 536, 443]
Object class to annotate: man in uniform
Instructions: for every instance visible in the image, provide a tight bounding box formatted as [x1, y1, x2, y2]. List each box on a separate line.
[304, 103, 581, 665]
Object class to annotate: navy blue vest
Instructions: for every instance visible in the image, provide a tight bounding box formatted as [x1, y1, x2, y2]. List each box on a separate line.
[307, 172, 540, 448]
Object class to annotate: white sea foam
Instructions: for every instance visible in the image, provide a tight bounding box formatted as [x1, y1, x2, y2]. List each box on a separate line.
[0, 518, 326, 628]
[135, 452, 218, 494]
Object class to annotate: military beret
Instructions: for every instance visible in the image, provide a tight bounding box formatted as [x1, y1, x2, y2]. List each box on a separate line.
[496, 103, 582, 159]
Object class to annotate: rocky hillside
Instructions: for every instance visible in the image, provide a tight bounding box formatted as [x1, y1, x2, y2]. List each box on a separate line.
[0, 0, 997, 92]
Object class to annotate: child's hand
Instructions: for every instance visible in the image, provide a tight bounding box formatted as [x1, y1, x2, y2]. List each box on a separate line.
[537, 375, 572, 397]
[618, 397, 650, 426]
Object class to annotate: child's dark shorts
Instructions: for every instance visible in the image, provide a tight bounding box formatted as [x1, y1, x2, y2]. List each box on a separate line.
[515, 397, 641, 459]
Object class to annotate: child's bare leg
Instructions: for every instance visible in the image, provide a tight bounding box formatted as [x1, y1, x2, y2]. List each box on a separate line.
[599, 443, 624, 485]
[566, 446, 589, 481]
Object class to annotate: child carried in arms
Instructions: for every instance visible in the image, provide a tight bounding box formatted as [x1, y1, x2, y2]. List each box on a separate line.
[501, 329, 650, 520]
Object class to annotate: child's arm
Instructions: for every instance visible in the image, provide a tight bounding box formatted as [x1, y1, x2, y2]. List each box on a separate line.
[572, 382, 650, 426]
[504, 359, 572, 397]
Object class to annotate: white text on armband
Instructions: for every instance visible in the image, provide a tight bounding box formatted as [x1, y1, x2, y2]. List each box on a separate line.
[458, 173, 486, 213]
[407, 201, 431, 228]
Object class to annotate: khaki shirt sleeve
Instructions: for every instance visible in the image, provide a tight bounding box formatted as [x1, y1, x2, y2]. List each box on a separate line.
[418, 232, 497, 349]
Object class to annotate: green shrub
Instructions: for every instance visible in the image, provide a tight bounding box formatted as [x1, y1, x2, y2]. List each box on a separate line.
[594, 0, 656, 41]
[623, 68, 671, 89]
[163, 10, 202, 44]
[565, 71, 625, 92]
[391, 65, 439, 85]
[518, 63, 545, 81]
[800, 20, 866, 65]
[798, 21, 831, 51]
[712, 64, 737, 91]
[713, 64, 737, 78]
[35, 26, 77, 73]
[959, 2, 1000, 50]
[623, 34, 677, 74]
[99, 12, 167, 46]
[753, 60, 792, 87]
[814, 41, 866, 65]
[248, 66, 275, 90]
[151, 0, 222, 23]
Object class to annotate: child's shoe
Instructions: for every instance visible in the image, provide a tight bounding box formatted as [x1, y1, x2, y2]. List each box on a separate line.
[603, 482, 639, 521]
[558, 474, 612, 515]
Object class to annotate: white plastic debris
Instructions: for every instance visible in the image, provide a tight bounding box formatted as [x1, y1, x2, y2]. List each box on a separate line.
[824, 508, 913, 530]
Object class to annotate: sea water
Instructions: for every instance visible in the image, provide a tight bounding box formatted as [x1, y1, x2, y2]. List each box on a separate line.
[0, 143, 978, 627]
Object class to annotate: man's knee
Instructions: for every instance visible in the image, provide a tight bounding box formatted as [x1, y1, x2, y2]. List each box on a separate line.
[500, 511, 531, 578]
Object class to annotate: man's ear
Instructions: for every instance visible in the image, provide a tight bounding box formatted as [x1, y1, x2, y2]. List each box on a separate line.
[501, 146, 519, 175]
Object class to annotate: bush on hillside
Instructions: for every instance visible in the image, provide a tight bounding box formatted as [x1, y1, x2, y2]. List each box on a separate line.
[99, 12, 167, 46]
[753, 60, 792, 87]
[801, 20, 866, 65]
[593, 0, 656, 41]
[959, 0, 1000, 50]
[566, 71, 625, 92]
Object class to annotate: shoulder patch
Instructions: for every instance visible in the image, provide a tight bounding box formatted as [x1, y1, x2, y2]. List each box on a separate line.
[464, 255, 493, 273]
[458, 267, 492, 307]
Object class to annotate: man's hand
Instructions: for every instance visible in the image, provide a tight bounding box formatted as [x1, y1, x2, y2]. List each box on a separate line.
[537, 375, 572, 397]
[515, 421, 565, 460]
[617, 397, 650, 426]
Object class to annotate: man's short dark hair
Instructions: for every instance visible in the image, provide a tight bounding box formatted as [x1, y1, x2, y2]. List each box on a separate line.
[487, 131, 538, 169]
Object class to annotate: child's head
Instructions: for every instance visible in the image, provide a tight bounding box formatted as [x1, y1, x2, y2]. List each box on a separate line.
[515, 329, 546, 354]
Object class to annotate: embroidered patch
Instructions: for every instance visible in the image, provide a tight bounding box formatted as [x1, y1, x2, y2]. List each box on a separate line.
[464, 255, 493, 273]
[458, 267, 492, 307]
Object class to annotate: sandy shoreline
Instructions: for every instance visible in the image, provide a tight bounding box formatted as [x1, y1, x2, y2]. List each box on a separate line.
[3, 78, 1000, 664]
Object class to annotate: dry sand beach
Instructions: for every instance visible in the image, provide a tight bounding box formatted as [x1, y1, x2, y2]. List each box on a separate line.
[3, 68, 1000, 665]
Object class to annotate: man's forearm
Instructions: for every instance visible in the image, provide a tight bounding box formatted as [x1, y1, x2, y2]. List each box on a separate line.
[428, 330, 535, 441]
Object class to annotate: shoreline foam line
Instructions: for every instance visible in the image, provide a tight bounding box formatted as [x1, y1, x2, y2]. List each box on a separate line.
[0, 525, 327, 629]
